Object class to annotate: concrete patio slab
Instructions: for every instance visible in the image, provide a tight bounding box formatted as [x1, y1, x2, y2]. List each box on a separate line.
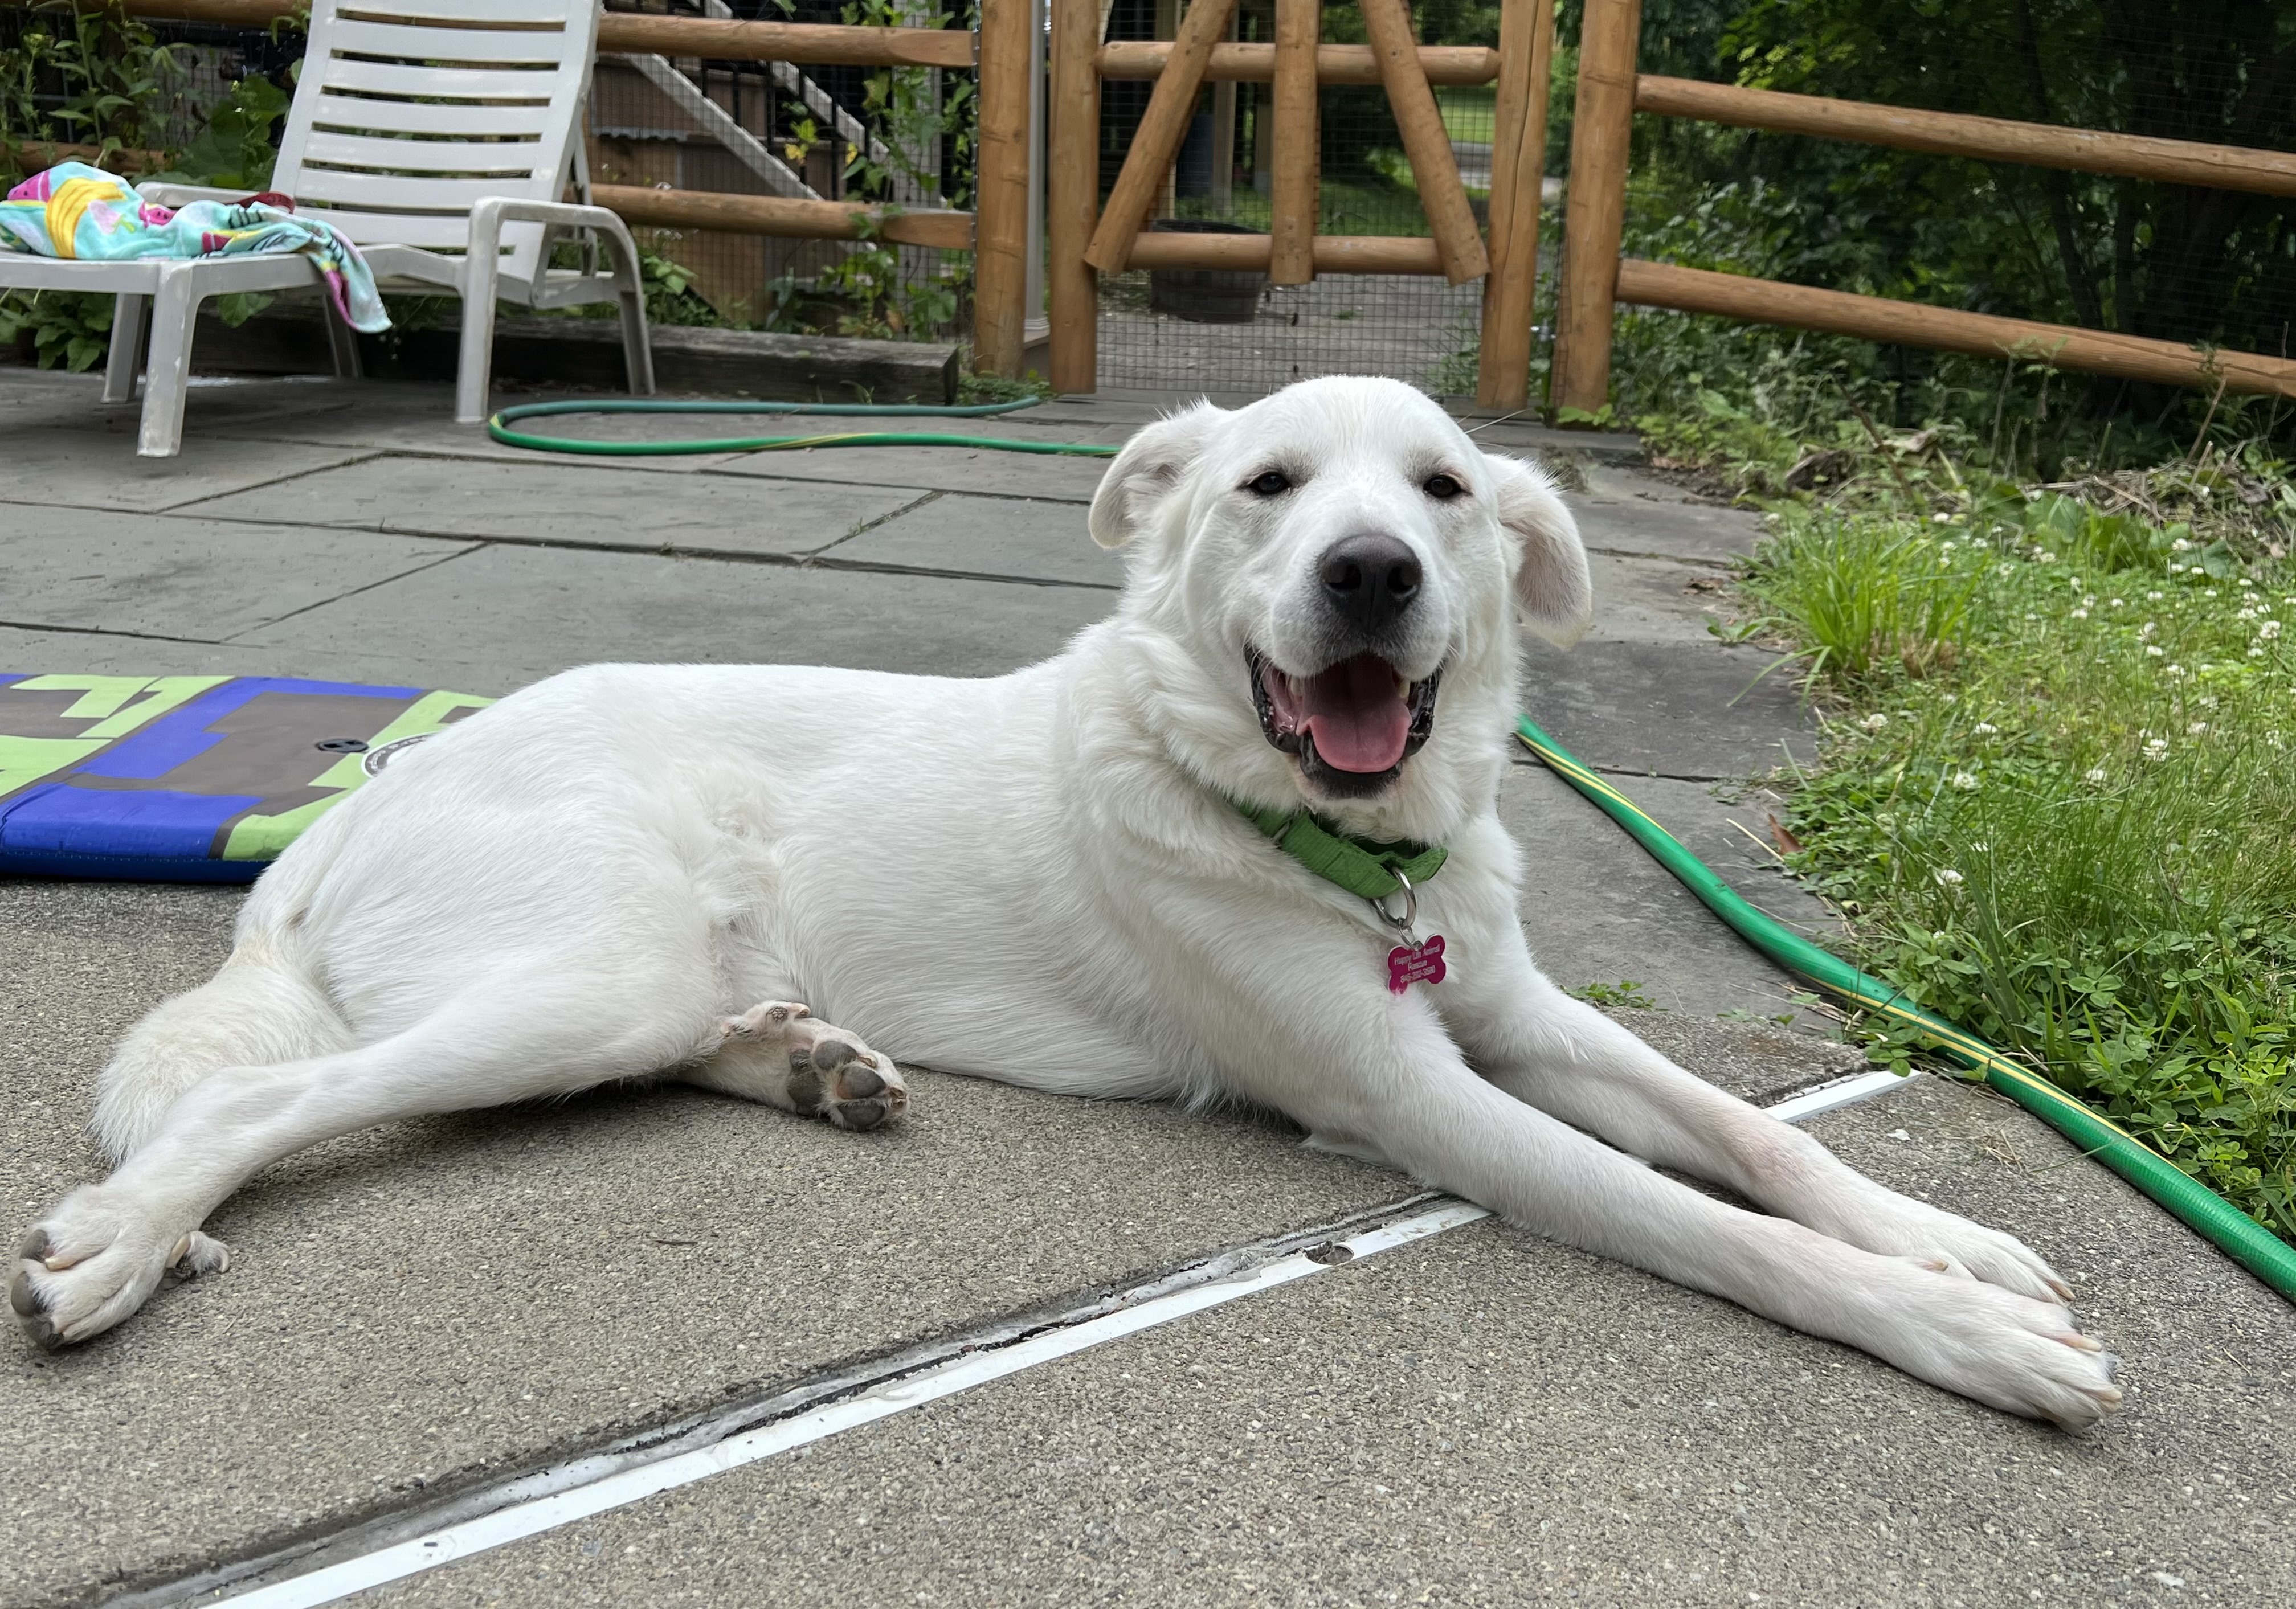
[346, 1041, 2296, 1609]
[173, 458, 928, 559]
[229, 542, 1118, 686]
[0, 879, 1406, 1609]
[2, 518, 476, 645]
[819, 494, 1122, 587]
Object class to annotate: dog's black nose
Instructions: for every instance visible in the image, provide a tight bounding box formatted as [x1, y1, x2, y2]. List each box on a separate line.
[1319, 533, 1422, 631]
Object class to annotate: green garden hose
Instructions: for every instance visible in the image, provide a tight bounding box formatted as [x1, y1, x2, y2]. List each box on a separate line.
[1515, 713, 2296, 1304]
[484, 399, 2295, 1303]
[486, 397, 1124, 458]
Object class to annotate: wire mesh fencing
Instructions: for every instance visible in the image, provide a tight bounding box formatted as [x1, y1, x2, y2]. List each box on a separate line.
[1092, 0, 1508, 395]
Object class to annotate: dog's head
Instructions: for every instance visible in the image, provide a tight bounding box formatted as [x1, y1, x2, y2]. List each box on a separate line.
[1088, 376, 1590, 836]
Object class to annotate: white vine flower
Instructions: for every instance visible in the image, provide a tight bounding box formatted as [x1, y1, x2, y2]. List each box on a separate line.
[1950, 771, 1980, 791]
[1934, 868, 1964, 887]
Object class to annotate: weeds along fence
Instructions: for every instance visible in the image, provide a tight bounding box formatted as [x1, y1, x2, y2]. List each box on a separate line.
[0, 0, 1036, 374]
[1556, 0, 2296, 417]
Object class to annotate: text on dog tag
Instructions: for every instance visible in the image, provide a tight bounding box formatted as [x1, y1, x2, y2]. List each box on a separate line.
[1386, 933, 1447, 994]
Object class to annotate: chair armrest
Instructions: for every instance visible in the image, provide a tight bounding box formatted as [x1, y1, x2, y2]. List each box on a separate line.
[134, 182, 248, 208]
[468, 198, 632, 233]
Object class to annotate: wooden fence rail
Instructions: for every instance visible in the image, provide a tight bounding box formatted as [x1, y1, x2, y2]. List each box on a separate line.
[1556, 0, 2296, 412]
[1096, 41, 1497, 85]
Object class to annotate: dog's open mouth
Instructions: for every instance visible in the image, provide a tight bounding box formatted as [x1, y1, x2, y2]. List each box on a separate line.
[1249, 648, 1440, 793]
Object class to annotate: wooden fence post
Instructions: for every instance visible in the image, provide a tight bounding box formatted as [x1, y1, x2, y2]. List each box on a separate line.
[1268, 0, 1321, 286]
[974, 0, 1032, 376]
[1550, 0, 1639, 416]
[1474, 0, 1554, 409]
[1048, 0, 1102, 390]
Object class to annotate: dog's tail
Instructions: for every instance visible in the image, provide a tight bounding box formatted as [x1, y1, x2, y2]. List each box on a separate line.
[92, 867, 349, 1165]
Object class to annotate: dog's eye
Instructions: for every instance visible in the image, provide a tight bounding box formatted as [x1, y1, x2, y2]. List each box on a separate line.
[1423, 473, 1465, 501]
[1244, 470, 1293, 497]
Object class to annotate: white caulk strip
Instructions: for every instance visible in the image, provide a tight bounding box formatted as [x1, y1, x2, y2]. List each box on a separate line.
[215, 1201, 1487, 1608]
[210, 1076, 1911, 1608]
[1763, 1067, 1922, 1124]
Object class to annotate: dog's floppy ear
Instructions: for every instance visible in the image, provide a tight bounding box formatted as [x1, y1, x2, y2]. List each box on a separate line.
[1088, 400, 1226, 550]
[1486, 452, 1593, 647]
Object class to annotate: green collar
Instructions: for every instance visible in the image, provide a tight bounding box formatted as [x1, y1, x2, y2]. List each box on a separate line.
[1231, 799, 1448, 902]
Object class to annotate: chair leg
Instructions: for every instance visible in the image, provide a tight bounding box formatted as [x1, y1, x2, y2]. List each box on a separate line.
[454, 273, 501, 425]
[322, 293, 364, 379]
[104, 293, 150, 404]
[137, 266, 203, 458]
[618, 287, 655, 396]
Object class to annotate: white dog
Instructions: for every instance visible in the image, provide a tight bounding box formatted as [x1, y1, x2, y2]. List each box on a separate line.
[11, 377, 2119, 1427]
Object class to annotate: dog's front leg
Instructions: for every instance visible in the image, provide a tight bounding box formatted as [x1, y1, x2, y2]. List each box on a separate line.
[1256, 989, 2118, 1428]
[1437, 937, 2081, 1302]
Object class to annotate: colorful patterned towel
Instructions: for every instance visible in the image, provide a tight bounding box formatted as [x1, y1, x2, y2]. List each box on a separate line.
[0, 162, 390, 334]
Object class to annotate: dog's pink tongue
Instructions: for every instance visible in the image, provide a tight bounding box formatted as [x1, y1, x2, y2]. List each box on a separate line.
[1301, 654, 1411, 773]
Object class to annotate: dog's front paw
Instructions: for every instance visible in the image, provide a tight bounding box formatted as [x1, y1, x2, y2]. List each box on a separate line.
[1824, 1187, 2073, 1305]
[721, 1001, 909, 1131]
[9, 1189, 219, 1350]
[1865, 1257, 2121, 1430]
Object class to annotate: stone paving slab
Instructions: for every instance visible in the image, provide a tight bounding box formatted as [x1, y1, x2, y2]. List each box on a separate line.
[820, 494, 1123, 587]
[1568, 466, 1761, 567]
[174, 458, 927, 559]
[227, 543, 1118, 687]
[1523, 637, 1814, 781]
[1, 432, 381, 515]
[0, 879, 1407, 1609]
[1500, 764, 1818, 1021]
[2, 519, 476, 645]
[709, 443, 1118, 503]
[1578, 551, 1736, 645]
[354, 1045, 2296, 1609]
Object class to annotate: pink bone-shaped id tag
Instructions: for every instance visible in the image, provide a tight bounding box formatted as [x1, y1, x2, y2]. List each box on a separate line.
[1385, 933, 1447, 994]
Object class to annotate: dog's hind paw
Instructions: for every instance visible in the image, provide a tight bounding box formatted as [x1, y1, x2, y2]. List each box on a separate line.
[718, 1001, 909, 1132]
[10, 1191, 210, 1350]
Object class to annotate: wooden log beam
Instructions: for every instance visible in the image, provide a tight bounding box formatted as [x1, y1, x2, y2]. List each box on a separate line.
[1616, 258, 2296, 398]
[1635, 75, 2296, 199]
[1084, 0, 1239, 273]
[1126, 231, 1444, 274]
[972, 0, 1031, 375]
[594, 184, 974, 251]
[1475, 0, 1555, 409]
[595, 15, 974, 68]
[1267, 0, 1320, 287]
[71, 1, 980, 67]
[1097, 41, 1498, 85]
[1550, 0, 1640, 416]
[1361, 0, 1484, 283]
[1048, 0, 1102, 392]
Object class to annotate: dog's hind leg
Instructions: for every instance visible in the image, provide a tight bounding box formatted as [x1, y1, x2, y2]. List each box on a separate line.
[11, 966, 723, 1350]
[680, 1001, 909, 1132]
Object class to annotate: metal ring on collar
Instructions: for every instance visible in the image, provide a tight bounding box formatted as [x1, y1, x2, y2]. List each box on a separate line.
[1370, 867, 1418, 932]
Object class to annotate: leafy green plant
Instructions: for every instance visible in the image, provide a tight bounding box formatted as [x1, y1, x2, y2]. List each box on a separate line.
[0, 288, 113, 370]
[1572, 980, 1660, 1010]
[1741, 454, 2296, 1236]
[147, 73, 289, 190]
[0, 1, 184, 171]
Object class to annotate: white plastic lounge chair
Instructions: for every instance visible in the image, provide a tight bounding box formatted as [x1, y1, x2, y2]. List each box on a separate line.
[0, 0, 653, 456]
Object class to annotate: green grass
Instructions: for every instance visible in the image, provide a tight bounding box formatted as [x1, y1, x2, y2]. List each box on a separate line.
[1169, 171, 1430, 237]
[1433, 86, 1497, 145]
[1730, 474, 2296, 1237]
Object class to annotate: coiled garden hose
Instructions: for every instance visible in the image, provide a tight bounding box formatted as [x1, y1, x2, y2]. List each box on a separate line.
[485, 398, 2295, 1302]
[485, 397, 1124, 458]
